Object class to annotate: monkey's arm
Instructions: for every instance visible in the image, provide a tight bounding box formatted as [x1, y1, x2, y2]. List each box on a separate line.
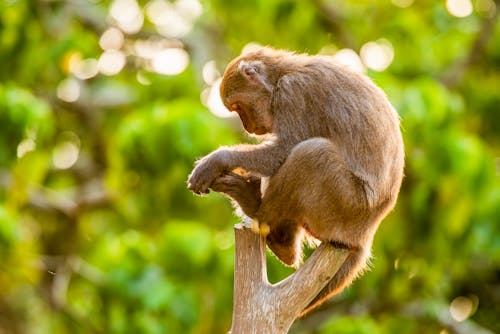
[187, 141, 288, 195]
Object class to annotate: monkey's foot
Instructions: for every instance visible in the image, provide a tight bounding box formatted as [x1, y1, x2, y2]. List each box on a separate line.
[250, 220, 270, 237]
[266, 239, 299, 267]
[211, 171, 262, 218]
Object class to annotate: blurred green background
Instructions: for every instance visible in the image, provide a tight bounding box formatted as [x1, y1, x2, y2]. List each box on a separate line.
[0, 0, 499, 333]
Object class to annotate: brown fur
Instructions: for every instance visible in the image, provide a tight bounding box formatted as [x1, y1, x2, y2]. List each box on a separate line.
[187, 47, 404, 315]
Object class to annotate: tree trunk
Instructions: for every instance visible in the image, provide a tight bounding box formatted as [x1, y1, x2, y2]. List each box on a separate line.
[230, 221, 348, 334]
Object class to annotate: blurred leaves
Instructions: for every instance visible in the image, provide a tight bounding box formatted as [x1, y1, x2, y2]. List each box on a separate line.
[0, 0, 499, 333]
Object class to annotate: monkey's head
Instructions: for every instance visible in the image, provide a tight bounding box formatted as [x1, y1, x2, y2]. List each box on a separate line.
[219, 48, 291, 135]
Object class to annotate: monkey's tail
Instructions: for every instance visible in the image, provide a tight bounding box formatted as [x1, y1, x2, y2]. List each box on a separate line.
[299, 245, 371, 317]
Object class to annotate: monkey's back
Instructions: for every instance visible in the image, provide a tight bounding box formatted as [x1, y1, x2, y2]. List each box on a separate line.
[273, 56, 404, 211]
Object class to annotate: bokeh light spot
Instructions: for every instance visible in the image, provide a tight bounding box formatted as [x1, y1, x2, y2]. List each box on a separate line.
[57, 78, 81, 103]
[61, 51, 83, 74]
[360, 39, 394, 72]
[152, 48, 189, 75]
[99, 27, 125, 50]
[176, 0, 203, 20]
[74, 58, 99, 80]
[146, 0, 201, 38]
[98, 50, 126, 76]
[110, 0, 143, 33]
[332, 49, 365, 73]
[446, 0, 473, 17]
[449, 296, 478, 322]
[146, 0, 172, 25]
[137, 71, 151, 85]
[17, 138, 36, 158]
[202, 60, 220, 85]
[202, 78, 234, 119]
[53, 141, 80, 169]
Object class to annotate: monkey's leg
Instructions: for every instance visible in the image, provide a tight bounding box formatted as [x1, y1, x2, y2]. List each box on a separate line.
[266, 221, 305, 267]
[210, 171, 262, 218]
[255, 146, 310, 268]
[258, 138, 373, 312]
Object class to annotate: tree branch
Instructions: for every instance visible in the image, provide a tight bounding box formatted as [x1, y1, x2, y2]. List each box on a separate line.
[274, 242, 348, 316]
[230, 222, 348, 334]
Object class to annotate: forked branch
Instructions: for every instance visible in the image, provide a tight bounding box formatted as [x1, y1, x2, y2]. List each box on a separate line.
[230, 222, 348, 334]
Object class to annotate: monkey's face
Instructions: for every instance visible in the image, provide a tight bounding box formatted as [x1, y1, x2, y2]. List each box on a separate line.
[228, 99, 273, 135]
[220, 57, 274, 135]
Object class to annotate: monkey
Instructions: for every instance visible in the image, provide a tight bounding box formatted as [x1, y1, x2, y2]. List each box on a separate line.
[187, 47, 404, 316]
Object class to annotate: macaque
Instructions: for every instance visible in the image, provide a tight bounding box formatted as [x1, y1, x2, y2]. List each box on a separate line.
[187, 47, 404, 315]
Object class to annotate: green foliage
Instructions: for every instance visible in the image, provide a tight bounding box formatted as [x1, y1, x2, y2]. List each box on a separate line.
[0, 0, 499, 333]
[318, 316, 382, 334]
[0, 85, 54, 166]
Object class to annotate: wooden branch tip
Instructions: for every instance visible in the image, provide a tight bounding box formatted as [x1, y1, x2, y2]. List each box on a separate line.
[231, 223, 349, 334]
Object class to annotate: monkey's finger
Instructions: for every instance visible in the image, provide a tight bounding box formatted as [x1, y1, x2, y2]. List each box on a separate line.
[187, 181, 210, 195]
[192, 188, 210, 195]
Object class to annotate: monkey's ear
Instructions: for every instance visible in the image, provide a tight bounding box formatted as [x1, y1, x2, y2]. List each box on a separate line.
[238, 61, 273, 92]
[238, 61, 258, 80]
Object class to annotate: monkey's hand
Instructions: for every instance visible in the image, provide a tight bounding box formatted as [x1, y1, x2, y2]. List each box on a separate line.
[187, 153, 226, 195]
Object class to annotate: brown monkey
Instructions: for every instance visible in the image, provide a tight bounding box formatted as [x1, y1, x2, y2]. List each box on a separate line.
[187, 47, 404, 315]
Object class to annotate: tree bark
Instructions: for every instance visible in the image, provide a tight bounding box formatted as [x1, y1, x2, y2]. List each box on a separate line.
[230, 221, 349, 334]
